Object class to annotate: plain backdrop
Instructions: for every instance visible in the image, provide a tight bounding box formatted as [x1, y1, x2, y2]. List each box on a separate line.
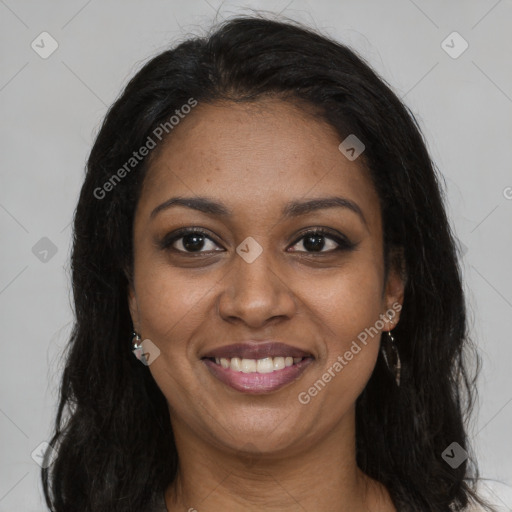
[1, 1, 511, 510]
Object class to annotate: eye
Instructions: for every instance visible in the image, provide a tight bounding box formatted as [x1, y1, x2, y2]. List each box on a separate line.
[289, 228, 355, 253]
[159, 227, 355, 255]
[159, 228, 223, 255]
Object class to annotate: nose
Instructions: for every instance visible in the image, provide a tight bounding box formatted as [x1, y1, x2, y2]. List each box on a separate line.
[217, 244, 297, 328]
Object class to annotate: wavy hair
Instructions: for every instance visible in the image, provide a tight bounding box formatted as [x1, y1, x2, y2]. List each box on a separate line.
[42, 14, 493, 512]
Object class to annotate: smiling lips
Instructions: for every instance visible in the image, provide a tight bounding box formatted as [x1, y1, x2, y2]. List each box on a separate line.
[201, 341, 314, 394]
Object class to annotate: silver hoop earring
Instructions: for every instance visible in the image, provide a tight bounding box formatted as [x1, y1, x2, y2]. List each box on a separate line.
[131, 331, 147, 365]
[381, 330, 401, 387]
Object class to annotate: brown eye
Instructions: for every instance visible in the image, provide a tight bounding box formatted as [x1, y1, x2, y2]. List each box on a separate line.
[159, 228, 223, 254]
[289, 228, 356, 254]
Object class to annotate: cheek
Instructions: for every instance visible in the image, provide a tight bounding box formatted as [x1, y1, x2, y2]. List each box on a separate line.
[302, 255, 384, 336]
[295, 258, 384, 399]
[132, 267, 212, 404]
[133, 266, 214, 413]
[135, 263, 210, 340]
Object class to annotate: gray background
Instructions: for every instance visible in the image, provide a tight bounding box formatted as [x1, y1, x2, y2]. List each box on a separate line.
[1, 1, 511, 510]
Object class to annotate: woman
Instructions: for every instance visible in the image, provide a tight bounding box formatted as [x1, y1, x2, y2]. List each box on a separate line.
[41, 15, 495, 512]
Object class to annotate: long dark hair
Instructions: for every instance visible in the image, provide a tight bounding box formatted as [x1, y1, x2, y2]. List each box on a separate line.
[42, 14, 493, 511]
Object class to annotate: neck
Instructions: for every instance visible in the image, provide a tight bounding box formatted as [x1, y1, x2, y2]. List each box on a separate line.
[164, 407, 395, 512]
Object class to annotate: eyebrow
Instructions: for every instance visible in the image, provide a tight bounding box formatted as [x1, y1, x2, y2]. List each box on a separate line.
[150, 195, 367, 226]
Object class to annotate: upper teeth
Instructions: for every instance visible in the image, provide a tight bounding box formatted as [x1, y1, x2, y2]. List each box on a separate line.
[213, 356, 303, 373]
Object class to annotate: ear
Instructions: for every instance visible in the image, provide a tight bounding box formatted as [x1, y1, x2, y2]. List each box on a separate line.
[382, 249, 406, 331]
[123, 261, 140, 330]
[127, 281, 140, 331]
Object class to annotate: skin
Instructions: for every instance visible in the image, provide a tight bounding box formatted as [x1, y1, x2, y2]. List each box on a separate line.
[127, 98, 405, 512]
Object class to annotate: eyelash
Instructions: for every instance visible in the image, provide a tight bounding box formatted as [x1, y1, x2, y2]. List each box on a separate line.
[158, 227, 356, 255]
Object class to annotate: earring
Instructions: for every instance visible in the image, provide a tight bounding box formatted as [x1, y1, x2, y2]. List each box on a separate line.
[381, 330, 401, 387]
[131, 331, 147, 365]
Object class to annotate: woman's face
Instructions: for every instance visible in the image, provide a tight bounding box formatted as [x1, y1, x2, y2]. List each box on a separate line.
[128, 98, 404, 456]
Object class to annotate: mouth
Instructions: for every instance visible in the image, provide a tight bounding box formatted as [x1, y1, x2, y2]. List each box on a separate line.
[204, 355, 309, 371]
[200, 341, 315, 394]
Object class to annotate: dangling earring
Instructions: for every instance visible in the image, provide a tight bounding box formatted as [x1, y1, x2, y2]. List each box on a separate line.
[131, 331, 147, 365]
[381, 330, 401, 387]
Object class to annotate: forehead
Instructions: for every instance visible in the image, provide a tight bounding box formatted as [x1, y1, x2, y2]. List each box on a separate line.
[137, 98, 380, 229]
